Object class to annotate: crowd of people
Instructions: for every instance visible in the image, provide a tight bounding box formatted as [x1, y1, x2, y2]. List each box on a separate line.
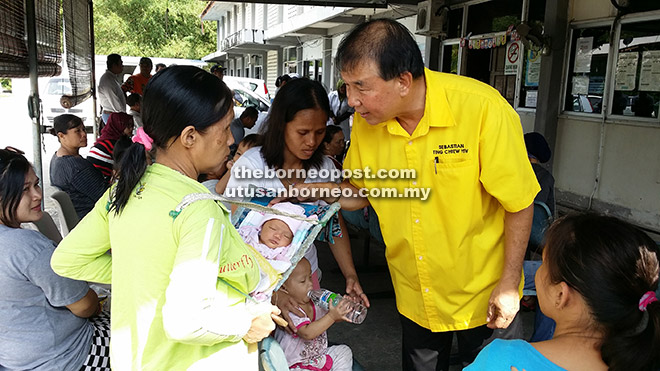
[0, 19, 658, 371]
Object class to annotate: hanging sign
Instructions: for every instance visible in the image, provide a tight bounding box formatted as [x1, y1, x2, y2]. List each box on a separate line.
[639, 50, 660, 92]
[615, 52, 638, 91]
[525, 50, 541, 86]
[505, 40, 522, 75]
[574, 37, 594, 73]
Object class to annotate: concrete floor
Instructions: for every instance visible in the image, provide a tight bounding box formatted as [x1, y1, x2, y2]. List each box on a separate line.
[317, 228, 535, 371]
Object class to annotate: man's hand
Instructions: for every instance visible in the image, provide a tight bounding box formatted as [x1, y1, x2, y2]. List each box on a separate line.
[486, 282, 520, 329]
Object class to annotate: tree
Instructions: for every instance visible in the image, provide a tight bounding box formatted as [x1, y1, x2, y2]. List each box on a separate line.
[93, 0, 217, 60]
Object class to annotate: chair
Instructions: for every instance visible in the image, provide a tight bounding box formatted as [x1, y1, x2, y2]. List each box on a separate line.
[49, 190, 80, 236]
[32, 211, 63, 244]
[258, 337, 289, 371]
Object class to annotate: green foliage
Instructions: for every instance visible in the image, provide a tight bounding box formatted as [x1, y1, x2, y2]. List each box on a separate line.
[94, 0, 217, 59]
[1, 78, 11, 91]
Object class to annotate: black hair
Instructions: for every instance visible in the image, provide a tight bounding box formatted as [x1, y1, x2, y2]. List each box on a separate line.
[126, 93, 142, 107]
[240, 106, 259, 120]
[50, 114, 83, 138]
[336, 19, 424, 81]
[106, 53, 122, 70]
[112, 136, 133, 170]
[323, 125, 343, 144]
[155, 63, 166, 71]
[275, 74, 291, 88]
[0, 148, 32, 228]
[139, 57, 153, 67]
[544, 213, 660, 371]
[260, 78, 329, 171]
[238, 134, 261, 149]
[111, 65, 234, 214]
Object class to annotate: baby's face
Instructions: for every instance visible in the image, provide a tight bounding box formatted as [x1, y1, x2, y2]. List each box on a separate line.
[283, 259, 313, 303]
[260, 219, 294, 249]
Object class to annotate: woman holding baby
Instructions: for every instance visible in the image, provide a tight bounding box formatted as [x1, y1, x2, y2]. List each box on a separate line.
[224, 78, 370, 328]
[51, 66, 279, 370]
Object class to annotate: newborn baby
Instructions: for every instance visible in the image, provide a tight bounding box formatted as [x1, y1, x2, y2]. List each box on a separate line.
[238, 202, 308, 273]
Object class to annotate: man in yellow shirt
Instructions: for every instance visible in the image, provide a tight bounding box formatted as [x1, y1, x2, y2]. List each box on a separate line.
[334, 19, 540, 370]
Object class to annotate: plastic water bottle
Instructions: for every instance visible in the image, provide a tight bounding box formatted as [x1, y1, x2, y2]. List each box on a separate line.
[307, 289, 368, 324]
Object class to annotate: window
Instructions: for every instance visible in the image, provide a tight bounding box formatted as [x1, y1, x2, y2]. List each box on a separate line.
[611, 20, 660, 119]
[563, 26, 610, 114]
[466, 0, 522, 35]
[441, 44, 459, 74]
[446, 8, 463, 39]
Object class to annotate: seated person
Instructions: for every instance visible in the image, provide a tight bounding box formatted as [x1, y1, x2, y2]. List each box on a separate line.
[237, 202, 311, 274]
[524, 132, 555, 216]
[466, 213, 660, 371]
[274, 258, 353, 371]
[0, 147, 110, 370]
[126, 93, 143, 130]
[49, 114, 108, 219]
[87, 112, 134, 183]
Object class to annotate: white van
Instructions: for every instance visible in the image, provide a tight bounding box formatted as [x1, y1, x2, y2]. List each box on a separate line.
[225, 81, 270, 135]
[41, 77, 94, 129]
[224, 76, 270, 101]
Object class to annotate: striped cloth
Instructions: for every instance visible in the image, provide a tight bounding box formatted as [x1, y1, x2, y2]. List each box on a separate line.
[87, 139, 116, 182]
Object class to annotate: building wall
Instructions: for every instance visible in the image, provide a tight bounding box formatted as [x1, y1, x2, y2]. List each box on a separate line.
[554, 0, 660, 232]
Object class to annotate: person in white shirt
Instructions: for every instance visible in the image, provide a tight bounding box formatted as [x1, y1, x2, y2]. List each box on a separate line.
[98, 53, 126, 123]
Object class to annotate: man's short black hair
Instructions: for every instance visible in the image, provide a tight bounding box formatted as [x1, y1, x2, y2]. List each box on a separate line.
[139, 57, 153, 67]
[240, 106, 259, 120]
[336, 19, 424, 81]
[107, 53, 122, 70]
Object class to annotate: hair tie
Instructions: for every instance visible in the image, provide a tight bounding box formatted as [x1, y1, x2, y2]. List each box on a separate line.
[132, 127, 153, 151]
[639, 291, 658, 312]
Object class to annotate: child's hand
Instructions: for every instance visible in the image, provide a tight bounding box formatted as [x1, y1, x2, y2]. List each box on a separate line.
[328, 297, 352, 322]
[226, 159, 235, 170]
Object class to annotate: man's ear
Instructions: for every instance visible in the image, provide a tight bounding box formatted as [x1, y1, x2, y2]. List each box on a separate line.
[179, 125, 198, 149]
[397, 71, 414, 97]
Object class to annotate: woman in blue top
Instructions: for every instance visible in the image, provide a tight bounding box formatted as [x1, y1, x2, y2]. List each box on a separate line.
[467, 213, 660, 371]
[0, 147, 108, 370]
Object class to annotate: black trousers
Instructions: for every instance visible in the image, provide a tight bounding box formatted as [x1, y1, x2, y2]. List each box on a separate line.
[400, 314, 493, 371]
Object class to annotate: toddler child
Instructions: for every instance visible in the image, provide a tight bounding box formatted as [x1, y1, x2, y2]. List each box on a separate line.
[213, 134, 260, 194]
[274, 258, 353, 370]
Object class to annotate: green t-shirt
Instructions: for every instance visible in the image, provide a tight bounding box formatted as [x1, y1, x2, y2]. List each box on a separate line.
[52, 164, 263, 370]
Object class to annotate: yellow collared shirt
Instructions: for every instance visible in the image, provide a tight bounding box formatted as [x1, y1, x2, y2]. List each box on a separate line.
[344, 68, 540, 331]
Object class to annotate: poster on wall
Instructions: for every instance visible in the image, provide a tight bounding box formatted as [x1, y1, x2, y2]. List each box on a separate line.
[639, 50, 660, 92]
[574, 37, 594, 73]
[571, 75, 589, 95]
[505, 41, 522, 75]
[525, 50, 541, 86]
[525, 90, 538, 107]
[615, 52, 638, 91]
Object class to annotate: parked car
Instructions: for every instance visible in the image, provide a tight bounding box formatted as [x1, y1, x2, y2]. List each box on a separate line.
[41, 77, 94, 130]
[225, 81, 270, 135]
[224, 76, 270, 101]
[572, 94, 602, 113]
